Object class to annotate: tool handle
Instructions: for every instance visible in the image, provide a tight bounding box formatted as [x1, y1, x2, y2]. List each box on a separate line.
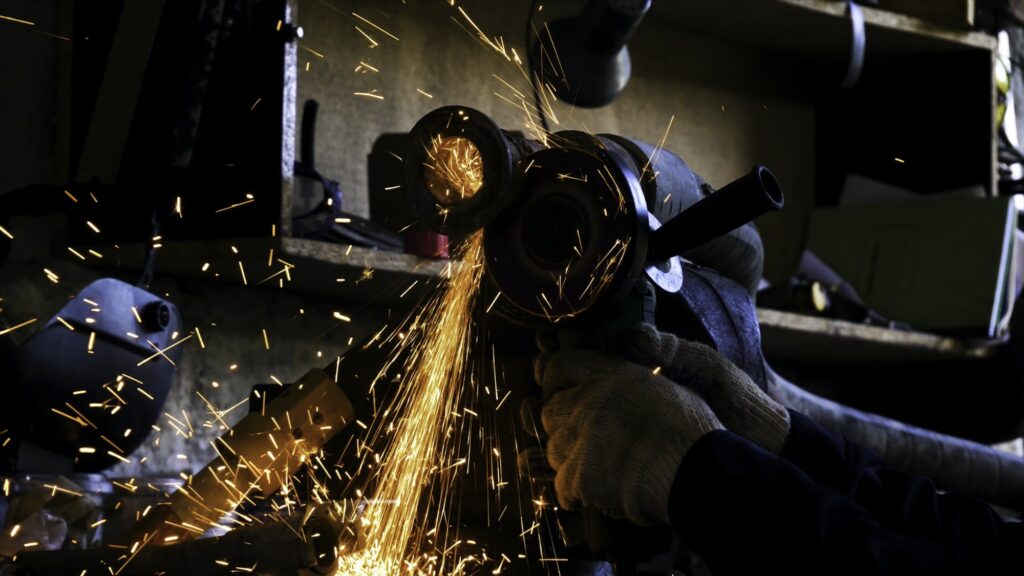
[647, 165, 783, 262]
[579, 0, 652, 54]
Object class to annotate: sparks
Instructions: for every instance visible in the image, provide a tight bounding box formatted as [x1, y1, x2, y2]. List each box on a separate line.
[0, 14, 34, 26]
[335, 233, 485, 574]
[215, 198, 256, 213]
[352, 12, 399, 42]
[0, 318, 37, 336]
[424, 135, 484, 204]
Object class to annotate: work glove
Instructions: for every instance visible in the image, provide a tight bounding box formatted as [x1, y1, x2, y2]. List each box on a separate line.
[516, 331, 560, 484]
[623, 323, 791, 454]
[535, 347, 723, 526]
[518, 396, 555, 482]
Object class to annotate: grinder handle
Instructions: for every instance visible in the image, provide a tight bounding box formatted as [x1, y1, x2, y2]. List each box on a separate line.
[647, 165, 783, 263]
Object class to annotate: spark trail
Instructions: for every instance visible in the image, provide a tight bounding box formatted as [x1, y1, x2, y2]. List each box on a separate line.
[336, 232, 485, 575]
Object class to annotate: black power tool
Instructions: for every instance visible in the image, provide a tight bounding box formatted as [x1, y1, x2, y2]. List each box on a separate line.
[404, 105, 783, 571]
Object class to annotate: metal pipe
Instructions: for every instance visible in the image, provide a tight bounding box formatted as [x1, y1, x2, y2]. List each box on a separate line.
[647, 165, 783, 263]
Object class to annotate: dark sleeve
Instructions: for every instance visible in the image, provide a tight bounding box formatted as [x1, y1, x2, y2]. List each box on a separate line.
[669, 430, 1022, 576]
[781, 410, 1018, 539]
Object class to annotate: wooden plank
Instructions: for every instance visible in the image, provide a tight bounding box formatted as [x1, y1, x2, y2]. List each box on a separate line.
[783, 0, 987, 46]
[757, 308, 998, 362]
[72, 237, 449, 307]
[665, 0, 994, 54]
[881, 0, 974, 29]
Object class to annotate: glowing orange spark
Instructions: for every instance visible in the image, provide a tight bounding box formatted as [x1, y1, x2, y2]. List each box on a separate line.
[424, 136, 484, 204]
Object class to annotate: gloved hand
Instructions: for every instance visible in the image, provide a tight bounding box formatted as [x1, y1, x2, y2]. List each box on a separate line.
[535, 348, 723, 526]
[623, 323, 791, 454]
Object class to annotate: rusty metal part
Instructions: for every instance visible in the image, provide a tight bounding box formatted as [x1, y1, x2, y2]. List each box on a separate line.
[116, 368, 354, 546]
[8, 504, 360, 576]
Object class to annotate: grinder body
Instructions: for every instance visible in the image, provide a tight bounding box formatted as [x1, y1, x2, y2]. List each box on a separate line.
[500, 134, 770, 566]
[404, 106, 781, 570]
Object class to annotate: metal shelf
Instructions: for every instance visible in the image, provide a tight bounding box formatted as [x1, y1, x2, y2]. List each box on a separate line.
[658, 0, 995, 57]
[78, 237, 447, 307]
[74, 237, 999, 361]
[758, 308, 999, 363]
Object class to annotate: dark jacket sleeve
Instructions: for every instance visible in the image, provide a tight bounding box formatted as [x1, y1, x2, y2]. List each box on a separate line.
[668, 428, 1022, 576]
[781, 410, 1019, 540]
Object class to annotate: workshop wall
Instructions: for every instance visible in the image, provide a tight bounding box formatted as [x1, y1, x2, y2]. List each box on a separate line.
[0, 0, 59, 193]
[295, 0, 816, 280]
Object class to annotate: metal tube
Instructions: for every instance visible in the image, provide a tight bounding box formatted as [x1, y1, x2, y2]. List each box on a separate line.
[647, 165, 783, 263]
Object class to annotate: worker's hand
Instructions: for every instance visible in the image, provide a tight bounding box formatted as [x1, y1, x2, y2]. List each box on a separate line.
[623, 323, 790, 454]
[518, 396, 555, 482]
[535, 349, 723, 526]
[517, 331, 559, 483]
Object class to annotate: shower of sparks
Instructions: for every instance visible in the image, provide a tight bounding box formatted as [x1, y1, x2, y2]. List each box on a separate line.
[355, 60, 379, 73]
[355, 25, 379, 48]
[0, 3, 645, 573]
[352, 12, 400, 42]
[334, 233, 484, 575]
[0, 14, 34, 26]
[0, 317, 37, 336]
[641, 115, 676, 182]
[454, 7, 508, 60]
[215, 198, 256, 213]
[136, 334, 194, 367]
[354, 89, 384, 100]
[423, 134, 484, 204]
[302, 46, 326, 58]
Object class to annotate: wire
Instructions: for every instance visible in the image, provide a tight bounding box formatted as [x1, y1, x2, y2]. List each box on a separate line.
[526, 0, 550, 134]
[138, 212, 160, 288]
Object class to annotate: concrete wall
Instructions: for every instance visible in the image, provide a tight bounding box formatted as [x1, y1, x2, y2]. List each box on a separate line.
[0, 0, 60, 193]
[295, 0, 816, 279]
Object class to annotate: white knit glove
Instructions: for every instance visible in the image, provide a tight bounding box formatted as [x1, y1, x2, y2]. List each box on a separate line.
[623, 323, 791, 454]
[536, 348, 723, 526]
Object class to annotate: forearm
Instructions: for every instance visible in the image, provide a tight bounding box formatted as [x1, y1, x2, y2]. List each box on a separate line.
[669, 430, 1017, 576]
[781, 410, 1020, 539]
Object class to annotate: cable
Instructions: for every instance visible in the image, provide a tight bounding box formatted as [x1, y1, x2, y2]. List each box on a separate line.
[138, 212, 160, 288]
[526, 0, 550, 134]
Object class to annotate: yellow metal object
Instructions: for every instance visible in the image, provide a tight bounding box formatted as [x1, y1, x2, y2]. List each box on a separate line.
[118, 368, 354, 546]
[996, 55, 1010, 126]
